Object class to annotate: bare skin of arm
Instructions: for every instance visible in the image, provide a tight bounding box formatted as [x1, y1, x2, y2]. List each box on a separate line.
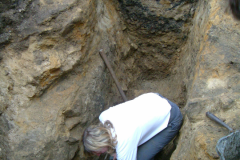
[112, 153, 117, 160]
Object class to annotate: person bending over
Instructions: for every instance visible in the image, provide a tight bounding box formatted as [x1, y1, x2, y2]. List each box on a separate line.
[83, 92, 183, 160]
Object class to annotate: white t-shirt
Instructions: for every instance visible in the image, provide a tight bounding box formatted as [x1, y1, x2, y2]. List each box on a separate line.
[99, 93, 171, 160]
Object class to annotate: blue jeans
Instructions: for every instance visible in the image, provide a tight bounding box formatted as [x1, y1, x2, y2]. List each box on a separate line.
[109, 93, 183, 160]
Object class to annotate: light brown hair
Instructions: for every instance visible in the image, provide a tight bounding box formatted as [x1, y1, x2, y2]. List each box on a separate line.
[82, 120, 117, 155]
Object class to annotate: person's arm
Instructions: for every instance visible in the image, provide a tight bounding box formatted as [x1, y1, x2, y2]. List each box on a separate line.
[116, 147, 137, 160]
[111, 153, 117, 160]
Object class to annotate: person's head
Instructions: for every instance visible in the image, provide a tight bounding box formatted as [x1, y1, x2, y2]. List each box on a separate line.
[82, 120, 117, 156]
[229, 0, 240, 20]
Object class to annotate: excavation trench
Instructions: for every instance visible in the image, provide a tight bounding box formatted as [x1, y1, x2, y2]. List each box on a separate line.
[1, 0, 240, 160]
[86, 1, 196, 159]
[0, 0, 199, 159]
